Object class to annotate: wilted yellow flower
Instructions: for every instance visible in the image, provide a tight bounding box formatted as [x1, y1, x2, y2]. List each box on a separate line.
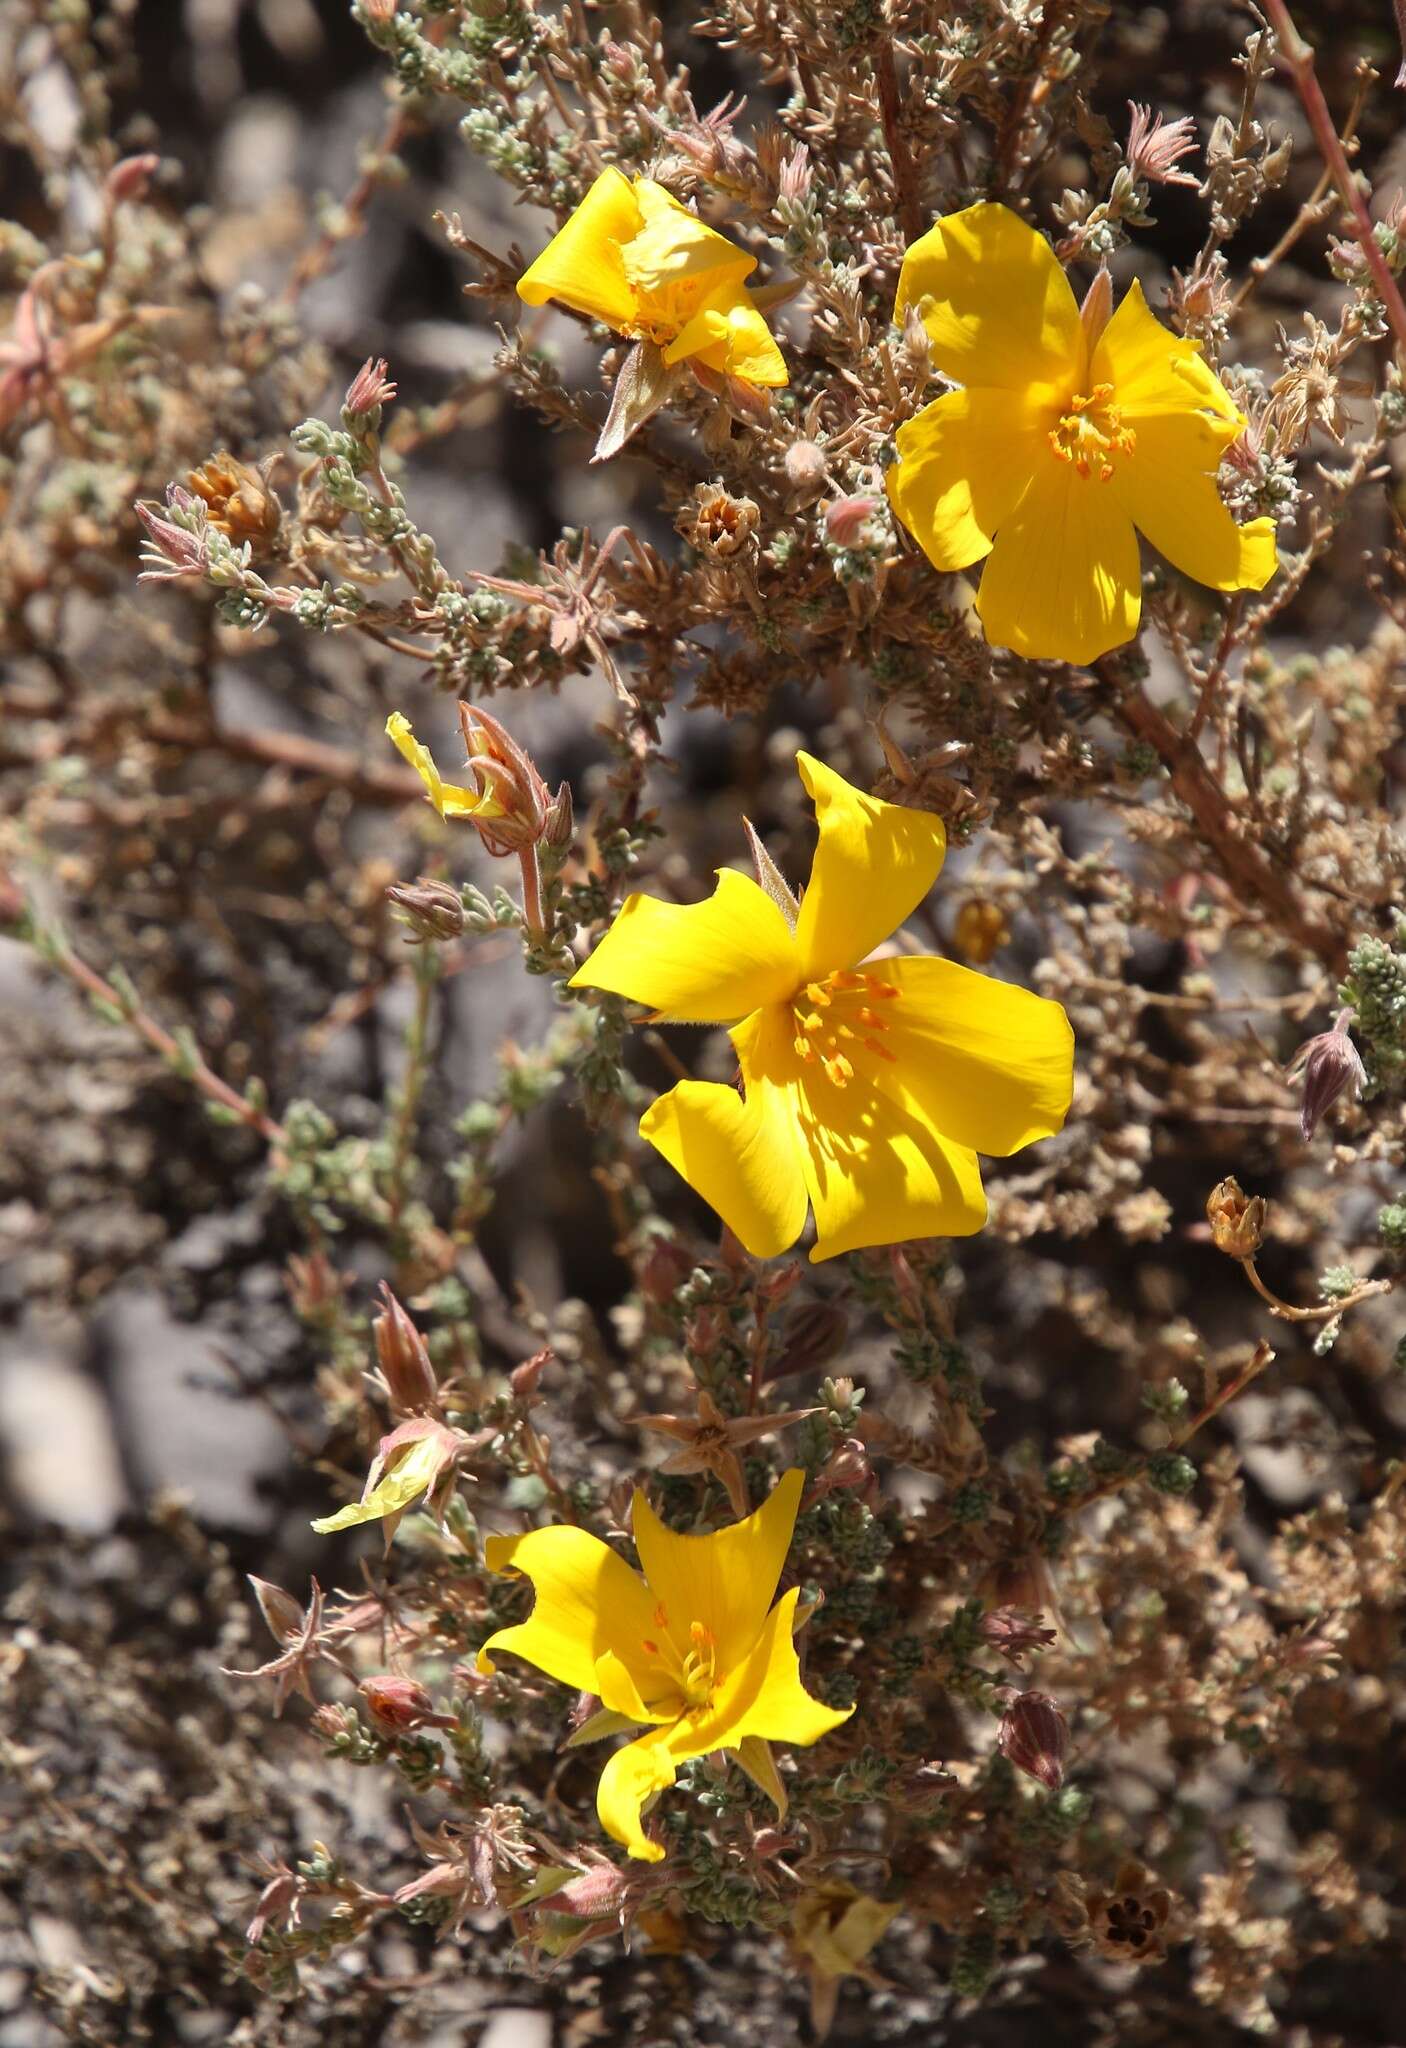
[571, 753, 1073, 1262]
[312, 1417, 470, 1544]
[791, 1884, 900, 2040]
[477, 1469, 849, 1861]
[518, 167, 786, 388]
[885, 201, 1277, 665]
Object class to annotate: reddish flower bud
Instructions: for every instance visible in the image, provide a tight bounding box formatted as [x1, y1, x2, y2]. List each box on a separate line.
[386, 876, 466, 943]
[373, 1284, 439, 1414]
[104, 153, 160, 206]
[359, 1675, 458, 1732]
[246, 1863, 298, 1946]
[1287, 1008, 1366, 1143]
[510, 1347, 552, 1401]
[824, 495, 881, 548]
[344, 355, 397, 420]
[997, 1689, 1070, 1791]
[768, 1299, 849, 1384]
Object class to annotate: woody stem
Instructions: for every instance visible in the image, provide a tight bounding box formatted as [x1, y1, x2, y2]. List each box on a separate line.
[1258, 0, 1406, 363]
[518, 845, 546, 939]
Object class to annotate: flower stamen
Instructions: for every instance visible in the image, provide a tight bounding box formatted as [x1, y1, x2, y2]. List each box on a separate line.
[791, 969, 901, 1088]
[1048, 383, 1136, 481]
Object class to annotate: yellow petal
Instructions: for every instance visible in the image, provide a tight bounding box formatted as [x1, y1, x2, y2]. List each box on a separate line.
[894, 201, 1082, 394]
[791, 1064, 988, 1263]
[887, 387, 1041, 570]
[975, 461, 1141, 665]
[595, 1725, 677, 1861]
[477, 1523, 661, 1696]
[665, 290, 788, 386]
[516, 166, 642, 330]
[1094, 279, 1242, 435]
[630, 1468, 804, 1677]
[793, 753, 947, 982]
[385, 712, 492, 820]
[874, 956, 1074, 1156]
[311, 1430, 448, 1534]
[622, 178, 755, 294]
[709, 1587, 854, 1747]
[570, 866, 800, 1023]
[595, 1648, 674, 1723]
[641, 1027, 809, 1257]
[1120, 419, 1278, 592]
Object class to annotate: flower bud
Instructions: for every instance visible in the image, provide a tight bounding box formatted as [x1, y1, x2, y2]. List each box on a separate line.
[510, 1347, 552, 1401]
[386, 876, 466, 943]
[816, 1437, 870, 1494]
[246, 1863, 298, 1946]
[1287, 1008, 1366, 1143]
[897, 303, 931, 380]
[552, 1864, 632, 1919]
[997, 1689, 1069, 1790]
[373, 1283, 439, 1413]
[104, 153, 160, 207]
[542, 780, 574, 851]
[359, 1674, 458, 1732]
[1206, 1176, 1267, 1259]
[1079, 267, 1113, 354]
[824, 495, 880, 548]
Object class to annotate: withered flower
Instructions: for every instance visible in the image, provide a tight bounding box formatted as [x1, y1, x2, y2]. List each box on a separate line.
[634, 1388, 819, 1518]
[980, 1606, 1058, 1668]
[997, 1688, 1070, 1790]
[186, 452, 282, 551]
[245, 1856, 300, 1946]
[1206, 1176, 1267, 1260]
[1287, 1007, 1365, 1143]
[682, 482, 760, 558]
[1125, 103, 1199, 188]
[343, 354, 397, 421]
[359, 1674, 459, 1732]
[222, 1575, 325, 1716]
[1085, 1860, 1177, 1964]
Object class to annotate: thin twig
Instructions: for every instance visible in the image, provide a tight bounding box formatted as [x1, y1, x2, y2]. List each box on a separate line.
[873, 39, 924, 243]
[1258, 0, 1406, 361]
[1240, 1258, 1393, 1323]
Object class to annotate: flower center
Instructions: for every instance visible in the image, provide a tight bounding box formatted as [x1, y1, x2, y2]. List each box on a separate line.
[641, 1605, 717, 1707]
[790, 969, 900, 1089]
[1048, 383, 1136, 481]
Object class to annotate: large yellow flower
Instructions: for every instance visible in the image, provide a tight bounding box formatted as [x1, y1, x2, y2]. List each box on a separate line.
[518, 167, 786, 388]
[885, 201, 1277, 665]
[478, 1469, 848, 1861]
[571, 753, 1073, 1262]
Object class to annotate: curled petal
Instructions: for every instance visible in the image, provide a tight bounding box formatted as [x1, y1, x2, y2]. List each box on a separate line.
[595, 1726, 677, 1861]
[640, 1061, 809, 1259]
[1093, 280, 1242, 432]
[386, 713, 494, 820]
[666, 291, 788, 386]
[516, 166, 641, 328]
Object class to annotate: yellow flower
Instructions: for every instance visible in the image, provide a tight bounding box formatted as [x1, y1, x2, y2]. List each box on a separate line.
[570, 753, 1074, 1262]
[477, 1469, 849, 1862]
[386, 711, 501, 822]
[885, 201, 1278, 665]
[517, 167, 786, 388]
